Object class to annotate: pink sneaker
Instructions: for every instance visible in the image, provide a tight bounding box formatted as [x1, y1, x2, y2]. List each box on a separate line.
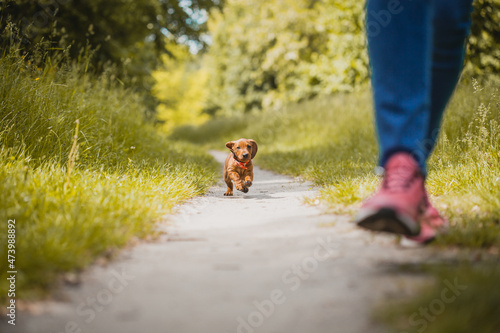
[404, 193, 449, 244]
[355, 152, 426, 236]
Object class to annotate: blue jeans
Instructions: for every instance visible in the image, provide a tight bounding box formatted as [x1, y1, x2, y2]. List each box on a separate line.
[366, 0, 474, 172]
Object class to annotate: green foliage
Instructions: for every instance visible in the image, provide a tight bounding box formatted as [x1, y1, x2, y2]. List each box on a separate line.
[172, 80, 500, 249]
[204, 0, 368, 115]
[152, 42, 210, 132]
[467, 0, 500, 76]
[0, 48, 218, 300]
[0, 0, 222, 61]
[192, 0, 500, 116]
[0, 0, 223, 100]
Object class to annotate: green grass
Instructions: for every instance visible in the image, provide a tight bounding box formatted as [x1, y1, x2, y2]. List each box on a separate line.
[0, 49, 218, 301]
[172, 80, 500, 249]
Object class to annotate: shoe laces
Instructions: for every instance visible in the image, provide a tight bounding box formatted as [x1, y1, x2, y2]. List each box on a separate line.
[382, 165, 419, 192]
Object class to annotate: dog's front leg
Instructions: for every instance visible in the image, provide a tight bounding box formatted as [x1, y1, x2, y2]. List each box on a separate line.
[244, 174, 253, 188]
[229, 172, 248, 193]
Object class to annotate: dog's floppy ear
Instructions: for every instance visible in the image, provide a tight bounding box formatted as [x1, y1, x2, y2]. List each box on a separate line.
[225, 141, 235, 151]
[248, 139, 258, 159]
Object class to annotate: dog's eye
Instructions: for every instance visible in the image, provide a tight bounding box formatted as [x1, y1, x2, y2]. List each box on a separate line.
[236, 146, 240, 150]
[247, 145, 251, 149]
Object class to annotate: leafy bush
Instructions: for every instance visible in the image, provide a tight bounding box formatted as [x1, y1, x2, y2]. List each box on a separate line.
[0, 0, 222, 79]
[467, 0, 500, 76]
[153, 42, 211, 132]
[200, 0, 500, 116]
[204, 0, 368, 115]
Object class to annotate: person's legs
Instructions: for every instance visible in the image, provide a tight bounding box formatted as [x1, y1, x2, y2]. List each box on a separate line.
[366, 0, 433, 172]
[357, 0, 474, 242]
[420, 0, 474, 162]
[357, 0, 434, 237]
[367, 0, 474, 170]
[404, 0, 474, 243]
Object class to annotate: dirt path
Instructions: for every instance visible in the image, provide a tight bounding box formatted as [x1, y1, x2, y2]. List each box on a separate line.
[6, 151, 437, 333]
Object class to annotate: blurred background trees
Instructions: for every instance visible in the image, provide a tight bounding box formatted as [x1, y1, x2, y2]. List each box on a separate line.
[1, 0, 499, 125]
[0, 0, 223, 115]
[153, 40, 210, 131]
[203, 0, 368, 116]
[469, 0, 500, 75]
[202, 0, 500, 116]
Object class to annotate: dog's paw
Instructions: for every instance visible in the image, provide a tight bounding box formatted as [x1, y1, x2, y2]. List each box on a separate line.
[244, 180, 252, 187]
[224, 192, 233, 196]
[241, 187, 249, 193]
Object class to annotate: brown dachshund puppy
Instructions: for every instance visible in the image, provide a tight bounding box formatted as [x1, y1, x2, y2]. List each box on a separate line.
[224, 138, 258, 196]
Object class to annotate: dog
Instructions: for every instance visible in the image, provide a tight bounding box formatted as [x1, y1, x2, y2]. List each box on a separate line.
[224, 138, 258, 196]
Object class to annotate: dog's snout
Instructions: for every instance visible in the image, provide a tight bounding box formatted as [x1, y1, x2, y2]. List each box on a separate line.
[242, 153, 249, 158]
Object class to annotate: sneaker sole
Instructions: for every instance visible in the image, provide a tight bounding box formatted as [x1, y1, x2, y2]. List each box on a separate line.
[400, 236, 435, 247]
[355, 207, 420, 236]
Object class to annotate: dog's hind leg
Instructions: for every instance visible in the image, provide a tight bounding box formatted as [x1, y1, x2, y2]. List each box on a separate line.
[224, 178, 233, 196]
